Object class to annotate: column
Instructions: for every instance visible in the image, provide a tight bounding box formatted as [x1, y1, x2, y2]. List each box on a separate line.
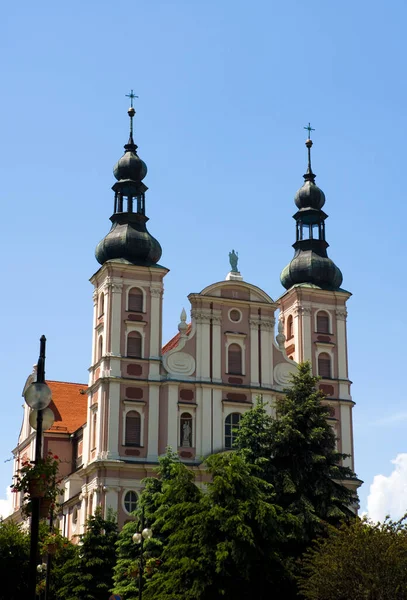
[260, 322, 272, 387]
[149, 287, 162, 358]
[249, 318, 260, 386]
[107, 381, 120, 459]
[212, 314, 222, 381]
[200, 388, 212, 456]
[300, 306, 312, 362]
[167, 384, 179, 450]
[336, 308, 348, 380]
[106, 278, 123, 356]
[212, 388, 223, 452]
[340, 403, 353, 469]
[147, 384, 160, 461]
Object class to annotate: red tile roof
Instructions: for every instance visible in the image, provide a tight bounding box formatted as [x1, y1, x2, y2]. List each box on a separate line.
[162, 323, 192, 354]
[46, 381, 88, 434]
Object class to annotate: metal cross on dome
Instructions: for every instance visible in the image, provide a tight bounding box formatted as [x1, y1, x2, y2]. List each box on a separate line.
[125, 89, 139, 108]
[304, 122, 315, 138]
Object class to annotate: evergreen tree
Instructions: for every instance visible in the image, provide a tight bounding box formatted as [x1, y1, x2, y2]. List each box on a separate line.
[144, 452, 288, 600]
[0, 519, 30, 600]
[58, 507, 118, 600]
[268, 362, 357, 541]
[113, 448, 201, 600]
[112, 519, 142, 600]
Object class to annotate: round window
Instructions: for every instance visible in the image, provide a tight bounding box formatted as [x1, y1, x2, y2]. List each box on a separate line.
[124, 490, 138, 514]
[229, 309, 241, 322]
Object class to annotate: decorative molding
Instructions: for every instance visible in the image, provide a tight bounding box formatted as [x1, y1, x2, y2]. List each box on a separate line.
[164, 352, 196, 376]
[92, 290, 98, 303]
[150, 287, 163, 298]
[293, 305, 312, 317]
[191, 310, 212, 323]
[335, 309, 348, 321]
[211, 315, 223, 325]
[249, 318, 275, 330]
[274, 362, 297, 387]
[104, 278, 123, 293]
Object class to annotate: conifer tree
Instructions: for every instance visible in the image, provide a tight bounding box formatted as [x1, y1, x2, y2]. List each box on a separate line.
[268, 362, 357, 540]
[59, 507, 118, 600]
[144, 452, 288, 600]
[113, 448, 200, 600]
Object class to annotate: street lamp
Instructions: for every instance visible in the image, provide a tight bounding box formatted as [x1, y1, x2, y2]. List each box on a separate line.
[132, 511, 153, 600]
[24, 336, 53, 600]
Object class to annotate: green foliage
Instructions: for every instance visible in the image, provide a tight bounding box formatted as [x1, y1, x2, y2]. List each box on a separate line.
[269, 362, 356, 538]
[144, 452, 289, 600]
[0, 519, 30, 600]
[58, 507, 118, 600]
[113, 447, 200, 600]
[299, 516, 407, 599]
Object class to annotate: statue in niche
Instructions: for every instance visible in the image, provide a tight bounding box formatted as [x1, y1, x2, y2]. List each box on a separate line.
[181, 419, 192, 447]
[229, 249, 239, 273]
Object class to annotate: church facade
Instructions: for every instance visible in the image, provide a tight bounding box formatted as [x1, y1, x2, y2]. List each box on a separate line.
[11, 105, 359, 535]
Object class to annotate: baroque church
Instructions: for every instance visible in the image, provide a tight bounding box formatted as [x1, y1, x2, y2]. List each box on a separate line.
[11, 103, 359, 535]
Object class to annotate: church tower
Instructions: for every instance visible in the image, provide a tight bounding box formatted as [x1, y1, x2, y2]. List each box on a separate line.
[81, 95, 168, 528]
[278, 130, 359, 494]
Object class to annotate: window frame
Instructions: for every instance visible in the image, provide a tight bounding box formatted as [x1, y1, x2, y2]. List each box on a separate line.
[125, 410, 142, 446]
[224, 412, 242, 449]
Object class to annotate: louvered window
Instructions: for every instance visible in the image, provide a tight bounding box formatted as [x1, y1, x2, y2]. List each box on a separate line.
[317, 312, 330, 333]
[125, 411, 141, 446]
[318, 353, 331, 378]
[98, 336, 103, 361]
[127, 332, 142, 358]
[228, 344, 242, 374]
[225, 413, 241, 449]
[128, 288, 143, 312]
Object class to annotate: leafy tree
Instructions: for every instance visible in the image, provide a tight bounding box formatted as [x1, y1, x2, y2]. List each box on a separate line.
[299, 516, 407, 600]
[144, 452, 288, 600]
[0, 519, 30, 600]
[58, 507, 118, 600]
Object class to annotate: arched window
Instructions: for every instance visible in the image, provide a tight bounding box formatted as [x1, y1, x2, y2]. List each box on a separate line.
[287, 315, 293, 339]
[91, 412, 97, 450]
[127, 332, 142, 358]
[98, 336, 103, 361]
[125, 411, 141, 446]
[128, 288, 143, 312]
[318, 353, 331, 378]
[98, 293, 105, 317]
[124, 490, 138, 514]
[180, 413, 193, 447]
[228, 344, 242, 374]
[317, 311, 330, 333]
[225, 412, 241, 449]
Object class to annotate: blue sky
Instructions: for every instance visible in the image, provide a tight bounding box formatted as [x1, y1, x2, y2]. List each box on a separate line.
[1, 0, 407, 517]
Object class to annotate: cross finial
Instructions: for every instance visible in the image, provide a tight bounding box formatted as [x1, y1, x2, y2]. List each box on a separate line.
[304, 122, 315, 139]
[125, 89, 138, 108]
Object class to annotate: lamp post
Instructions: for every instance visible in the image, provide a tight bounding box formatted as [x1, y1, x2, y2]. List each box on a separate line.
[132, 510, 153, 600]
[24, 336, 53, 600]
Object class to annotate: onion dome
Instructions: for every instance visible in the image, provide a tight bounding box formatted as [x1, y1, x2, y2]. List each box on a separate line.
[294, 139, 326, 210]
[281, 251, 343, 290]
[113, 107, 148, 181]
[95, 92, 162, 267]
[280, 128, 343, 291]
